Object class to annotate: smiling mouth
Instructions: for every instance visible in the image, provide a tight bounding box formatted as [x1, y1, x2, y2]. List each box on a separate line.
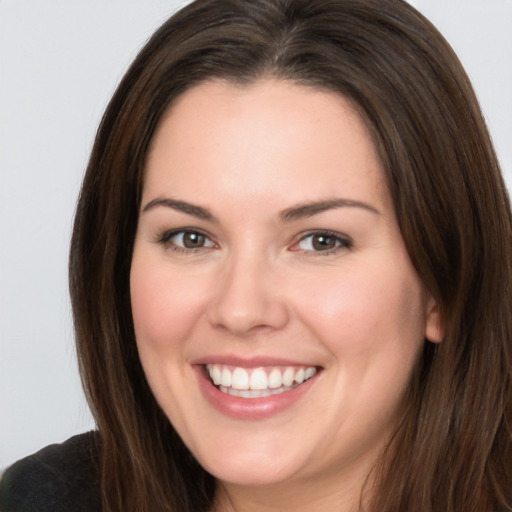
[205, 364, 318, 398]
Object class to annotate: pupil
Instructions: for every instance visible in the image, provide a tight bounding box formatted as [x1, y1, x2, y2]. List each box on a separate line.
[184, 232, 204, 248]
[313, 235, 335, 251]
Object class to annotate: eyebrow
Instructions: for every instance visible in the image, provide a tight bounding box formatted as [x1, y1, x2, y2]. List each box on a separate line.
[141, 196, 379, 222]
[279, 198, 380, 222]
[142, 197, 215, 221]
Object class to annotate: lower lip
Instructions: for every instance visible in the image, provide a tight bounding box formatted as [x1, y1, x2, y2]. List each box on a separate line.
[194, 365, 319, 420]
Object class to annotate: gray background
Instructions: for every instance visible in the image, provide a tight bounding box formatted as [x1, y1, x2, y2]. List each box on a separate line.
[1, 0, 511, 470]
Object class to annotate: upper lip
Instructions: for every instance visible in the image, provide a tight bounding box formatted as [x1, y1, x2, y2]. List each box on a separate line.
[191, 355, 321, 368]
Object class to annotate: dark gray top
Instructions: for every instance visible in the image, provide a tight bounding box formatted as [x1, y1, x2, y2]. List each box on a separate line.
[0, 432, 101, 512]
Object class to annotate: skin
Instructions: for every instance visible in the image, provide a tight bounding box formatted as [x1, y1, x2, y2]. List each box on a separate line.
[130, 79, 443, 511]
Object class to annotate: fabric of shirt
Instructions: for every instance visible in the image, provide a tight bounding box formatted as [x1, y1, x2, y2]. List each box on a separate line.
[0, 431, 101, 512]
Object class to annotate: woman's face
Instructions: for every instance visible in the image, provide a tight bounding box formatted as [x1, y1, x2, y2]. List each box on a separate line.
[130, 79, 441, 491]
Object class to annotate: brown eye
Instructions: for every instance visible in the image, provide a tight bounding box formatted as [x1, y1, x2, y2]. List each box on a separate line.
[182, 232, 206, 248]
[312, 234, 337, 251]
[159, 230, 215, 251]
[294, 231, 352, 253]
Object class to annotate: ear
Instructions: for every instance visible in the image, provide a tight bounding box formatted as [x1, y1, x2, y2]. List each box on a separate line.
[424, 294, 444, 343]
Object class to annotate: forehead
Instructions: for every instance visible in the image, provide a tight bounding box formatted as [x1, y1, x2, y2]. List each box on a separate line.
[143, 79, 388, 214]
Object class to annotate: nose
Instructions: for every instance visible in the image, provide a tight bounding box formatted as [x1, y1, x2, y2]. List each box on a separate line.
[207, 252, 289, 336]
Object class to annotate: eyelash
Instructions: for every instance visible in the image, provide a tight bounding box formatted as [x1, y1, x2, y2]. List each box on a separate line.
[291, 230, 353, 256]
[156, 229, 216, 254]
[155, 229, 353, 255]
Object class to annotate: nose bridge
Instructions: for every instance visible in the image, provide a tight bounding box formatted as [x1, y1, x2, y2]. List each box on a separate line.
[207, 244, 289, 335]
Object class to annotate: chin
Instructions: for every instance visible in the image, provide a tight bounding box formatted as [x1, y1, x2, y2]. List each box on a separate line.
[202, 458, 298, 487]
[188, 435, 310, 487]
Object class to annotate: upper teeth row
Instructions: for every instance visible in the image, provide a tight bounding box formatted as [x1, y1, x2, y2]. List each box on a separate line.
[206, 364, 317, 391]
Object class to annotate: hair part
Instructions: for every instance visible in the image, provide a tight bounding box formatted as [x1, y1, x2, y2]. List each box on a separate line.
[70, 1, 512, 510]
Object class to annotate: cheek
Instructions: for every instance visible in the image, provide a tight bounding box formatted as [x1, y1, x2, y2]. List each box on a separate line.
[294, 261, 427, 358]
[295, 262, 427, 433]
[130, 255, 207, 352]
[129, 255, 210, 443]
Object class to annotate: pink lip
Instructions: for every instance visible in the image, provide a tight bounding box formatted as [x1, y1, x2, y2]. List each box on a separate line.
[193, 363, 321, 421]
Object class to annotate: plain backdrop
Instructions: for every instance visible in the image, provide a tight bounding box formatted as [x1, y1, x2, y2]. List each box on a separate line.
[1, 0, 511, 470]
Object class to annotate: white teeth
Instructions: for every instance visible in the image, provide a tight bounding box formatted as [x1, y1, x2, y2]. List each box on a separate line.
[219, 385, 294, 398]
[221, 368, 232, 387]
[305, 367, 316, 379]
[282, 367, 295, 387]
[212, 365, 222, 385]
[249, 368, 268, 390]
[232, 368, 249, 390]
[205, 364, 318, 396]
[268, 368, 283, 389]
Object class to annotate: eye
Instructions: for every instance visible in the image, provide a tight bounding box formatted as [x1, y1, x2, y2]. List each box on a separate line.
[292, 231, 352, 254]
[157, 229, 216, 252]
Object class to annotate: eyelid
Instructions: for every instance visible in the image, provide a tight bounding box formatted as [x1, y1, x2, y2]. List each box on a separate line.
[155, 227, 217, 251]
[289, 229, 353, 254]
[154, 227, 351, 255]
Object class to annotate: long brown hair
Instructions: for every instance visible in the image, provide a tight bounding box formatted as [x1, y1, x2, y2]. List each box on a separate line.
[69, 0, 512, 510]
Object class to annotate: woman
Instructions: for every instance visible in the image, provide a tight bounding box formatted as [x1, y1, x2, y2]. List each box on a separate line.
[1, 0, 511, 511]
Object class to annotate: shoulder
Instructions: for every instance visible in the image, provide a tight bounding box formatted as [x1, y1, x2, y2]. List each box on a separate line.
[0, 431, 101, 512]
